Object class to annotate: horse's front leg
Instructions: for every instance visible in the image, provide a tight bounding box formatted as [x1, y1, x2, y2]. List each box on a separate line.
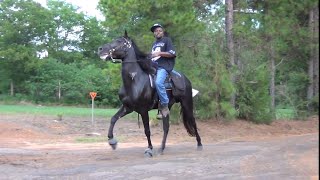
[108, 105, 132, 150]
[140, 111, 153, 157]
[159, 115, 170, 155]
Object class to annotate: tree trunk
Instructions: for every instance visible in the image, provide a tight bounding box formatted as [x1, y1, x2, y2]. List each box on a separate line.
[58, 80, 61, 100]
[225, 0, 236, 108]
[10, 80, 14, 96]
[307, 7, 315, 110]
[270, 44, 276, 112]
[307, 5, 319, 111]
[313, 6, 319, 99]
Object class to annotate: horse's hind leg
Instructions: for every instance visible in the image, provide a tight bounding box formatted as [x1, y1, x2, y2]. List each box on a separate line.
[159, 115, 170, 155]
[108, 105, 132, 150]
[195, 128, 203, 151]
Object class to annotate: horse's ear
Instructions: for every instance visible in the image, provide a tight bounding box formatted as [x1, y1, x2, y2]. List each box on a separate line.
[124, 30, 128, 38]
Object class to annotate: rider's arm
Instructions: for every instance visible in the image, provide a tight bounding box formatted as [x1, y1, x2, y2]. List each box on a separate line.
[152, 51, 175, 58]
[152, 37, 176, 58]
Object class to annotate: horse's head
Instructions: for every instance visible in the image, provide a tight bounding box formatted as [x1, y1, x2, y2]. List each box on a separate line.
[98, 31, 132, 62]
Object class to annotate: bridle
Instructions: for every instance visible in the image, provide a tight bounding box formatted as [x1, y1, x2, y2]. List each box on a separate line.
[107, 37, 136, 63]
[108, 37, 143, 80]
[102, 37, 151, 81]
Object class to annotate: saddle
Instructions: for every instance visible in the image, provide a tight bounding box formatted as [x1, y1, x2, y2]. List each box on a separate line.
[149, 71, 186, 97]
[168, 71, 186, 96]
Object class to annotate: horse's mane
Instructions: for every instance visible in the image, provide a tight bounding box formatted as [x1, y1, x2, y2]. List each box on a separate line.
[130, 38, 155, 74]
[130, 39, 147, 59]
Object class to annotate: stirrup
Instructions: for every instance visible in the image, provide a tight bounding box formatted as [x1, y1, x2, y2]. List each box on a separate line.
[160, 105, 170, 118]
[156, 109, 162, 119]
[156, 114, 163, 119]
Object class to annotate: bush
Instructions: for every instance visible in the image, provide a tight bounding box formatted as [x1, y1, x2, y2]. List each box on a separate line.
[237, 64, 273, 124]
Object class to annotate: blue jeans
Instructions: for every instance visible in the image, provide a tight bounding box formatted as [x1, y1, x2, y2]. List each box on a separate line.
[155, 68, 169, 106]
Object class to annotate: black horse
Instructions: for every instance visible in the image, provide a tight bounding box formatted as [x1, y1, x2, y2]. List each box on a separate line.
[98, 31, 202, 156]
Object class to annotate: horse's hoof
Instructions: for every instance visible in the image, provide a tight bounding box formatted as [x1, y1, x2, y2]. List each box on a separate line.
[197, 145, 203, 151]
[108, 138, 118, 150]
[158, 148, 164, 155]
[144, 148, 153, 158]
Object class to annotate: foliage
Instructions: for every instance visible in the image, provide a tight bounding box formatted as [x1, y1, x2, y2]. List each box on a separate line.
[45, 0, 85, 59]
[0, 0, 118, 107]
[174, 28, 237, 120]
[237, 63, 273, 124]
[80, 17, 110, 60]
[0, 0, 50, 93]
[0, 0, 318, 124]
[98, 0, 206, 50]
[258, 0, 317, 118]
[276, 108, 295, 120]
[26, 58, 120, 106]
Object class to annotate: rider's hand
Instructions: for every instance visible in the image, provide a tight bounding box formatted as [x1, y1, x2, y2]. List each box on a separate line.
[152, 52, 161, 58]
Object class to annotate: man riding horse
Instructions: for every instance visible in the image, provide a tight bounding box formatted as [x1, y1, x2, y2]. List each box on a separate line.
[150, 23, 176, 118]
[97, 28, 202, 156]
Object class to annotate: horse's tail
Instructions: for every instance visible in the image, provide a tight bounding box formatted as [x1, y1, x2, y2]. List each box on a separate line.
[180, 77, 198, 137]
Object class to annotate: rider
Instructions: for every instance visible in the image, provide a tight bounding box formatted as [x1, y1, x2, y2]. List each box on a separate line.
[150, 23, 176, 118]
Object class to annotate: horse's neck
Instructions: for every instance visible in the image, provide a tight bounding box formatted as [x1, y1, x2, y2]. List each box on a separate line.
[121, 62, 142, 78]
[122, 50, 142, 74]
[121, 51, 148, 89]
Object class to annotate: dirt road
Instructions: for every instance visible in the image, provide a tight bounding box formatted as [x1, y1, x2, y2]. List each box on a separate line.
[0, 114, 318, 179]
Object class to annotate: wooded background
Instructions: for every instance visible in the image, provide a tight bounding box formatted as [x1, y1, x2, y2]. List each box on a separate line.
[0, 0, 318, 123]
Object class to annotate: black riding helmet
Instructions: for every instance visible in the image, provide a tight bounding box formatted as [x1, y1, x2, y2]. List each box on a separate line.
[150, 23, 163, 32]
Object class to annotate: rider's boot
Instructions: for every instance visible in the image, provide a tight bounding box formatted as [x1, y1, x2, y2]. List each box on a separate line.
[160, 104, 170, 118]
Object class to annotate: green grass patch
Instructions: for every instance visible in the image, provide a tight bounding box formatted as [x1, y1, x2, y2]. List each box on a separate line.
[276, 108, 295, 120]
[0, 104, 117, 117]
[75, 135, 129, 143]
[0, 104, 158, 119]
[75, 136, 106, 143]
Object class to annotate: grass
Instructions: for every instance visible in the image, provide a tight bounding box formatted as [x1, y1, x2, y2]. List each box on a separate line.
[75, 135, 128, 143]
[276, 108, 295, 120]
[0, 104, 117, 117]
[0, 104, 158, 119]
[0, 104, 304, 121]
[75, 136, 106, 143]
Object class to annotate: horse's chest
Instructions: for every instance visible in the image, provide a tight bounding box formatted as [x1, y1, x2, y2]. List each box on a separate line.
[121, 71, 154, 107]
[127, 85, 151, 101]
[121, 83, 153, 106]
